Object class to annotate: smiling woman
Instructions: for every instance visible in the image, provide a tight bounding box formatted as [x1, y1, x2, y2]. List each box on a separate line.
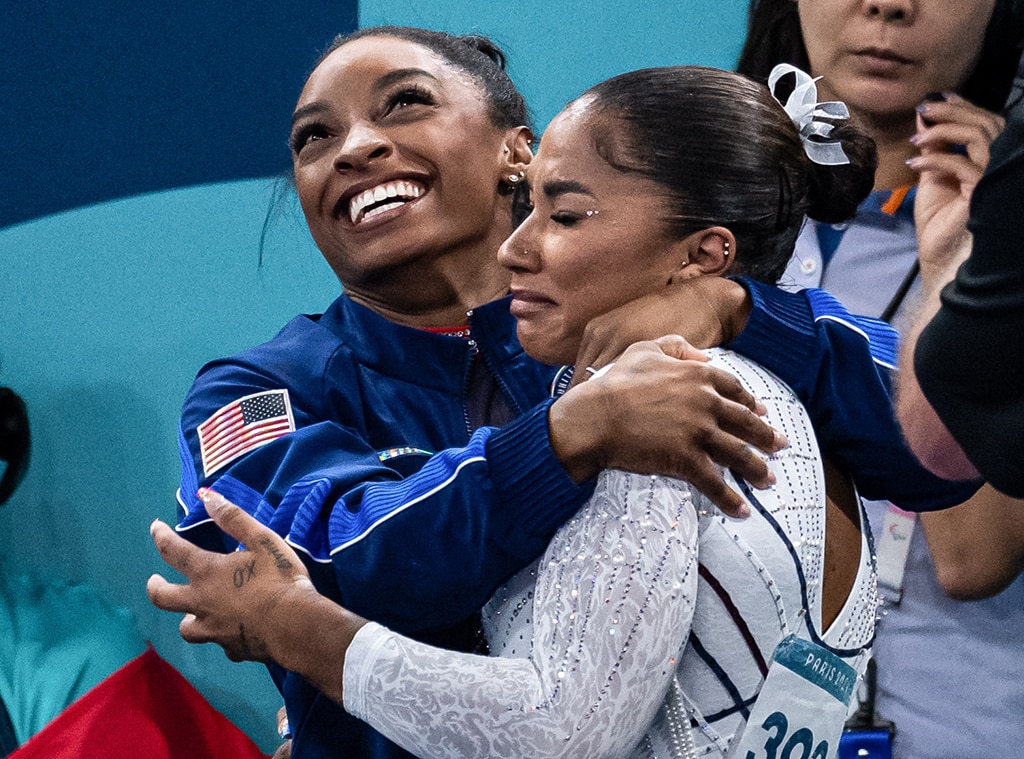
[287, 31, 533, 320]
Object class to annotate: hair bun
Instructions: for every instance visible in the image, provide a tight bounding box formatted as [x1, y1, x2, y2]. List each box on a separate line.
[804, 123, 877, 224]
[456, 35, 509, 71]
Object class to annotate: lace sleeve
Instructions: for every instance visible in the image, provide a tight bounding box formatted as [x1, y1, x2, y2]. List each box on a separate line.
[343, 470, 702, 758]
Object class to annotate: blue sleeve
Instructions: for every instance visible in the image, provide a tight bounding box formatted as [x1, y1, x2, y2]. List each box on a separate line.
[726, 278, 980, 511]
[176, 363, 592, 634]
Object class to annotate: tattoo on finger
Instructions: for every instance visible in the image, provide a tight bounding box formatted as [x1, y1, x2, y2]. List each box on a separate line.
[259, 536, 294, 572]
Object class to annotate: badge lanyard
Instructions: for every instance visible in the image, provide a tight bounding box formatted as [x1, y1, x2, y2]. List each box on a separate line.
[874, 503, 916, 605]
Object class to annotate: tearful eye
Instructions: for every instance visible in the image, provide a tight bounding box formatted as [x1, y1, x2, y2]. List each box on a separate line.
[551, 213, 582, 227]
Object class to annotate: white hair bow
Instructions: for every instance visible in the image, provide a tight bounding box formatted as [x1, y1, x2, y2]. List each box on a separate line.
[768, 63, 851, 166]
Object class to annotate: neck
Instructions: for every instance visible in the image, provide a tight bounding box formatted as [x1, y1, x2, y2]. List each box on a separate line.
[855, 109, 920, 191]
[342, 238, 512, 329]
[346, 270, 510, 328]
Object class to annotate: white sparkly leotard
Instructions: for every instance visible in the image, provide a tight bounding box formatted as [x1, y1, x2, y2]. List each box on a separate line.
[342, 349, 879, 758]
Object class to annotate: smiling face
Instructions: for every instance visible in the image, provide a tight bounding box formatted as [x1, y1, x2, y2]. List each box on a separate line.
[798, 0, 995, 121]
[290, 35, 520, 312]
[498, 101, 690, 366]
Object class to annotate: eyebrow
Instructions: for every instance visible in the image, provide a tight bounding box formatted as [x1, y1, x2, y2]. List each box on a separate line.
[291, 102, 329, 127]
[373, 67, 439, 92]
[542, 179, 595, 199]
[291, 68, 440, 127]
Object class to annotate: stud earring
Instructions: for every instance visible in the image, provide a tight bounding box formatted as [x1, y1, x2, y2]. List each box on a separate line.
[723, 240, 731, 257]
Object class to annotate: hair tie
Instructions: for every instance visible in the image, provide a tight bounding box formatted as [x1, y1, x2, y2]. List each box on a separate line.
[768, 63, 851, 166]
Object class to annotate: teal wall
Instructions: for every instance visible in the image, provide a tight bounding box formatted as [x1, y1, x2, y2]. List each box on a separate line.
[0, 182, 336, 751]
[361, 0, 749, 132]
[0, 1, 747, 750]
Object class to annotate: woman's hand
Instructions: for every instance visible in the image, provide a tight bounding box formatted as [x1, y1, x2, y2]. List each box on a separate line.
[550, 335, 786, 518]
[147, 489, 320, 665]
[557, 277, 781, 517]
[570, 276, 752, 381]
[148, 490, 366, 704]
[909, 94, 1006, 288]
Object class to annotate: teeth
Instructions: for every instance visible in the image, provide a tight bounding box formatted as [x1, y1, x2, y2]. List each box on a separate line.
[348, 181, 424, 224]
[363, 201, 405, 221]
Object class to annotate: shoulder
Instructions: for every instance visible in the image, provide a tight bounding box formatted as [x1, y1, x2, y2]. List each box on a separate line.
[703, 348, 801, 407]
[184, 299, 359, 420]
[226, 300, 356, 382]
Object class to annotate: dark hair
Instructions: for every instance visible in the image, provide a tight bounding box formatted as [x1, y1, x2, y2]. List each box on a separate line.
[319, 26, 531, 130]
[737, 0, 1021, 113]
[577, 66, 876, 283]
[736, 0, 809, 82]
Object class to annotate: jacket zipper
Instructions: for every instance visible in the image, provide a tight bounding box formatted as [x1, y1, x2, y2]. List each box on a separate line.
[461, 310, 478, 438]
[464, 308, 525, 437]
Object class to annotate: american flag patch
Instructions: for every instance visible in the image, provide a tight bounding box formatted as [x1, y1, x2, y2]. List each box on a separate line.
[198, 389, 295, 477]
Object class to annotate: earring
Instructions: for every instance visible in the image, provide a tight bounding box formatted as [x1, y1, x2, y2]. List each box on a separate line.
[723, 240, 731, 257]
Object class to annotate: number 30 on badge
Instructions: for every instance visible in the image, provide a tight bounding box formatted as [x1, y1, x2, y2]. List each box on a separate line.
[733, 635, 860, 759]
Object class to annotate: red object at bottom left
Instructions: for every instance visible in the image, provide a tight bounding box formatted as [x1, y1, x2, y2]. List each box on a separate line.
[10, 646, 269, 759]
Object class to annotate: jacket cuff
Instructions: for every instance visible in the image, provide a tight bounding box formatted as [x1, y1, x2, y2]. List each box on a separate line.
[486, 399, 594, 538]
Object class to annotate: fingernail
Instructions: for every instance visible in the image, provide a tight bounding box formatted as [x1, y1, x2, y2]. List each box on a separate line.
[909, 133, 921, 145]
[197, 487, 210, 500]
[755, 400, 768, 416]
[150, 518, 161, 535]
[906, 157, 922, 168]
[916, 98, 940, 127]
[774, 432, 789, 450]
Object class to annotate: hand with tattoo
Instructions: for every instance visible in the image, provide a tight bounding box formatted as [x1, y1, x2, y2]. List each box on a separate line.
[148, 489, 318, 663]
[149, 490, 370, 702]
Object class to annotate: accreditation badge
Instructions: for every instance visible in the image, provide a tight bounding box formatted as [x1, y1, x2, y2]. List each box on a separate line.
[874, 502, 916, 605]
[728, 635, 859, 759]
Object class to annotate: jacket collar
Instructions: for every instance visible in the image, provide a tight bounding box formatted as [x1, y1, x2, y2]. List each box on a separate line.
[314, 294, 533, 395]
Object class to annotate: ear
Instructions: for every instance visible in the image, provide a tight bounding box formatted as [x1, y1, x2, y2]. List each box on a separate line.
[668, 226, 736, 282]
[499, 126, 534, 191]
